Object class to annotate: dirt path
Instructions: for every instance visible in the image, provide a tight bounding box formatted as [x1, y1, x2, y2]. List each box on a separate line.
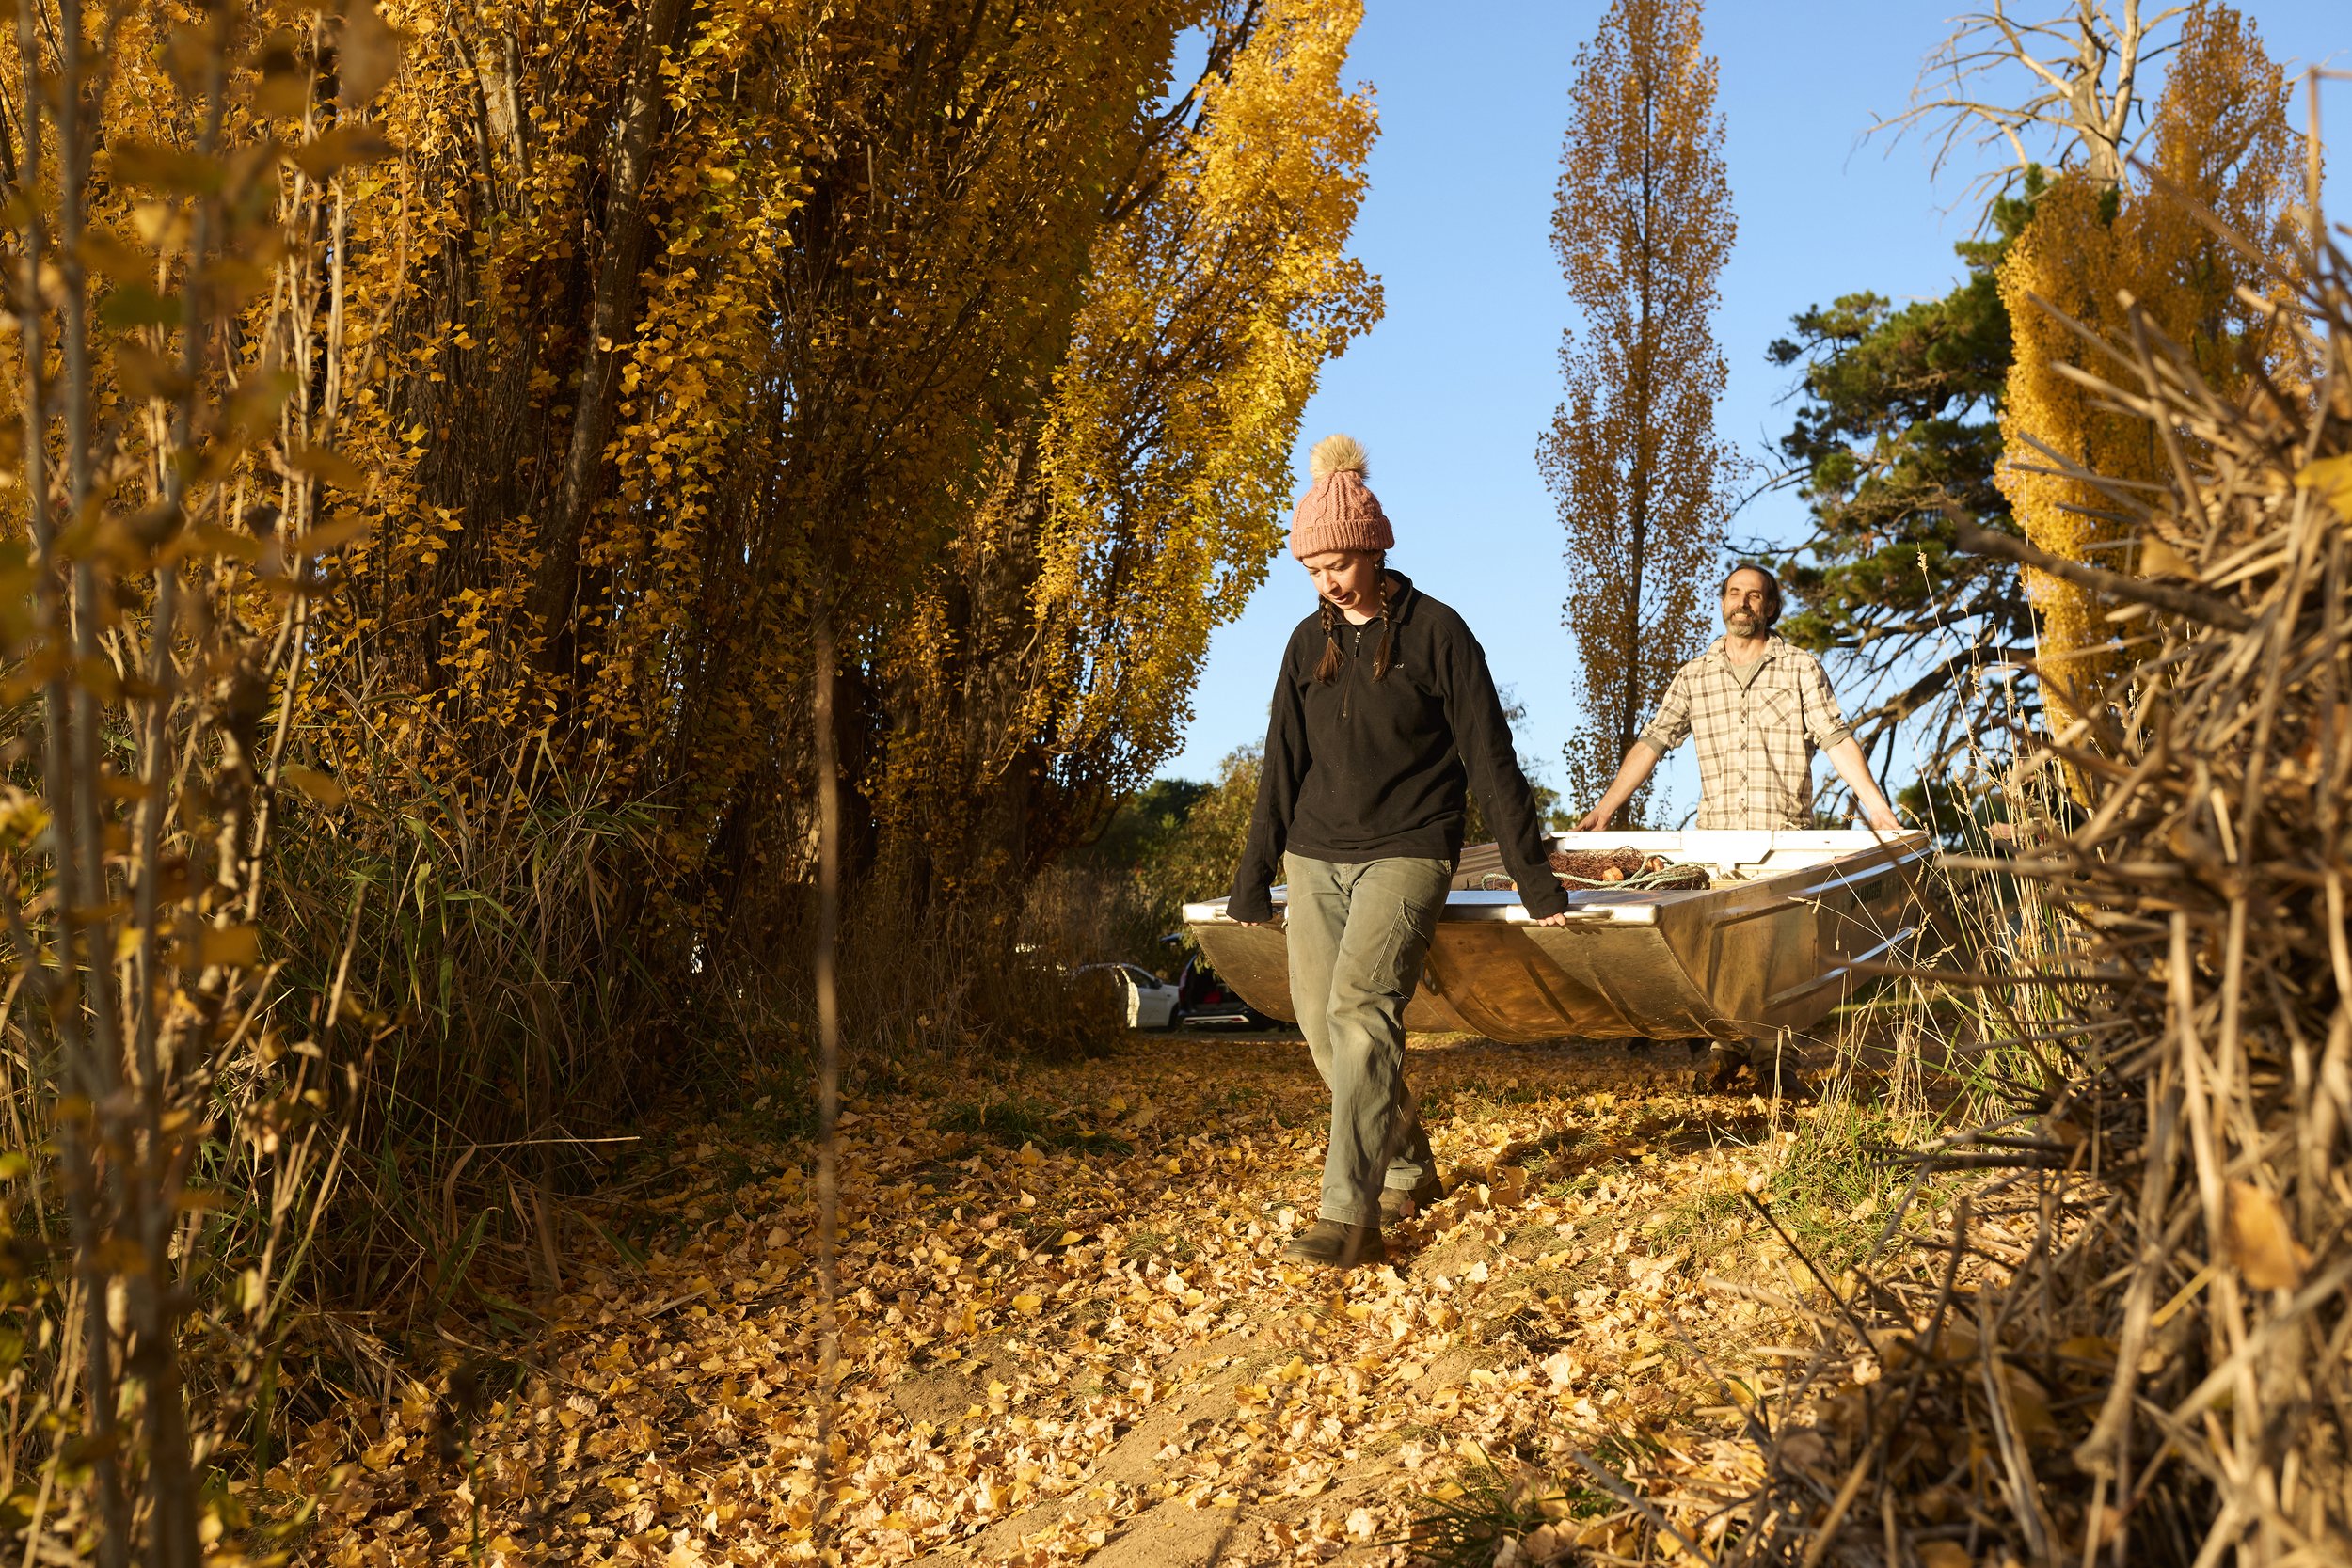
[295, 1034, 1877, 1566]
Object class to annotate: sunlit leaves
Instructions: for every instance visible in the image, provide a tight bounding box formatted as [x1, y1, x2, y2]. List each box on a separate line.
[2296, 454, 2352, 522]
[1541, 0, 1736, 816]
[307, 1037, 1852, 1564]
[882, 0, 1378, 879]
[318, 0, 1381, 923]
[1995, 5, 2300, 728]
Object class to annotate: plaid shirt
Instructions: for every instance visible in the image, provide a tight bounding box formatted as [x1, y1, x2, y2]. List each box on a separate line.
[1637, 636, 1852, 830]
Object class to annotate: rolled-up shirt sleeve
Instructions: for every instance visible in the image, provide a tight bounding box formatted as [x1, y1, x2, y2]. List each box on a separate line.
[1636, 665, 1693, 756]
[1798, 654, 1852, 750]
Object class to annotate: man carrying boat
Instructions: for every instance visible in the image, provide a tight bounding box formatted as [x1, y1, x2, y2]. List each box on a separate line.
[1573, 563, 1900, 1091]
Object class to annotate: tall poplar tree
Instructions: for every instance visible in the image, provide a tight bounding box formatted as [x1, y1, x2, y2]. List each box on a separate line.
[1541, 0, 1738, 817]
[1996, 2, 2300, 730]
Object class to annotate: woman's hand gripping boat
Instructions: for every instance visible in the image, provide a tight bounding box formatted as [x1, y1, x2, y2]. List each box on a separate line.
[1182, 830, 1935, 1044]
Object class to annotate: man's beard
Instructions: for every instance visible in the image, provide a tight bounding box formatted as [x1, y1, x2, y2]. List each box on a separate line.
[1725, 610, 1759, 635]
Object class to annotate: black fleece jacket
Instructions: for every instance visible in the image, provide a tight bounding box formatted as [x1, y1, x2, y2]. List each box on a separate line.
[1229, 574, 1568, 922]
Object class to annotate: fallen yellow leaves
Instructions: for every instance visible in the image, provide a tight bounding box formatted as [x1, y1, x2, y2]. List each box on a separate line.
[290, 1035, 1868, 1566]
[2225, 1180, 2308, 1290]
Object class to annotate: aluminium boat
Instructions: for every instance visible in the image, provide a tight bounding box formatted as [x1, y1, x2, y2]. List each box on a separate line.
[1180, 830, 1933, 1044]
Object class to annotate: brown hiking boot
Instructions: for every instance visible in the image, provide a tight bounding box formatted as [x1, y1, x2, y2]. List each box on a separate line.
[1378, 1172, 1447, 1224]
[1282, 1219, 1386, 1268]
[1756, 1047, 1814, 1100]
[1693, 1041, 1748, 1095]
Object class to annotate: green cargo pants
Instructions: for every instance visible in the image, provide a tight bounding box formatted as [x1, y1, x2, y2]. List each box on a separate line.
[1282, 852, 1453, 1227]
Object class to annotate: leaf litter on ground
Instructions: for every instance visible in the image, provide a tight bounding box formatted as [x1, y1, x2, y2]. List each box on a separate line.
[289, 1034, 1925, 1567]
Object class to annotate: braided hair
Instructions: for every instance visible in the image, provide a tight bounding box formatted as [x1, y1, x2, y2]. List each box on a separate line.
[1311, 562, 1396, 686]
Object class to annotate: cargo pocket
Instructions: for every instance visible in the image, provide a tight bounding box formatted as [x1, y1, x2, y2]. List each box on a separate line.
[1374, 894, 1442, 1000]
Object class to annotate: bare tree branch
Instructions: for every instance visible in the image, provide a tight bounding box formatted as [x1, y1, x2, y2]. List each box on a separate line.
[1871, 0, 2190, 210]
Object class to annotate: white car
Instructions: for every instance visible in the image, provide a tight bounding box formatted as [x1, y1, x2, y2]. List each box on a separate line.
[1074, 962, 1181, 1029]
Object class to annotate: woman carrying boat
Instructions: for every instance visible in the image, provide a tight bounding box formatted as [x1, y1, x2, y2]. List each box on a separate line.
[1228, 435, 1572, 1270]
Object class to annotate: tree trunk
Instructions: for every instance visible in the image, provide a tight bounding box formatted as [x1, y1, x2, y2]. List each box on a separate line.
[526, 0, 689, 667]
[1618, 70, 1659, 766]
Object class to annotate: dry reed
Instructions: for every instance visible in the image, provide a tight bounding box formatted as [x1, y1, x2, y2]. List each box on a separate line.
[1665, 126, 2352, 1568]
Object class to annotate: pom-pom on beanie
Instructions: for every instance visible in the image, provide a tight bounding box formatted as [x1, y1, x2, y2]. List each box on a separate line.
[1289, 433, 1393, 561]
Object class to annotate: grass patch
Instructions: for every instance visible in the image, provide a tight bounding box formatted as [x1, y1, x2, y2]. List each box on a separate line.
[935, 1096, 1134, 1154]
[1645, 1185, 1746, 1258]
[1766, 1098, 1911, 1272]
[1540, 1166, 1602, 1203]
[699, 1143, 804, 1210]
[722, 1062, 820, 1147]
[1408, 1461, 1609, 1568]
[1119, 1228, 1200, 1264]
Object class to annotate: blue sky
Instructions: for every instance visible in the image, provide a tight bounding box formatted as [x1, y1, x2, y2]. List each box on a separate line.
[1162, 1, 2348, 815]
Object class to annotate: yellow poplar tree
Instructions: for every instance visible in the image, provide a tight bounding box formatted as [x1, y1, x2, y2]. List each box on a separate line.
[865, 0, 1380, 890]
[1996, 1, 2298, 730]
[1541, 0, 1738, 818]
[597, 0, 1202, 918]
[294, 0, 1295, 922]
[40, 0, 1382, 964]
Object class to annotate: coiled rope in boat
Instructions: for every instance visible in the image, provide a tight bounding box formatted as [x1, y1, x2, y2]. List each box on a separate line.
[1481, 847, 1711, 894]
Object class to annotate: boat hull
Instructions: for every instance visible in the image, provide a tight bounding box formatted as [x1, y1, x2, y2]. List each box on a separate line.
[1182, 831, 1931, 1044]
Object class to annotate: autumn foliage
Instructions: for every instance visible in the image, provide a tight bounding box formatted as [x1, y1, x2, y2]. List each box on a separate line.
[1995, 3, 2301, 726]
[305, 0, 1378, 935]
[0, 0, 1376, 1559]
[15, 0, 2345, 1561]
[1541, 0, 1737, 818]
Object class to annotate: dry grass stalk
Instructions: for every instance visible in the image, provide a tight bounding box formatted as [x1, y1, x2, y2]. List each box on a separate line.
[1, 7, 398, 1561]
[1672, 138, 2352, 1567]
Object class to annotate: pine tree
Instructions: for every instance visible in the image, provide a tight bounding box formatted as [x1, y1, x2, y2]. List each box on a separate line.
[1541, 0, 1737, 819]
[1761, 182, 2044, 777]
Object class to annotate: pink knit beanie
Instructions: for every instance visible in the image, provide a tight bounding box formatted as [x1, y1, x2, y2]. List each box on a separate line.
[1288, 433, 1393, 560]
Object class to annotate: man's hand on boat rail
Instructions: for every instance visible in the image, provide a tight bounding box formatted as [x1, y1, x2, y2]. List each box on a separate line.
[1531, 911, 1573, 927]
